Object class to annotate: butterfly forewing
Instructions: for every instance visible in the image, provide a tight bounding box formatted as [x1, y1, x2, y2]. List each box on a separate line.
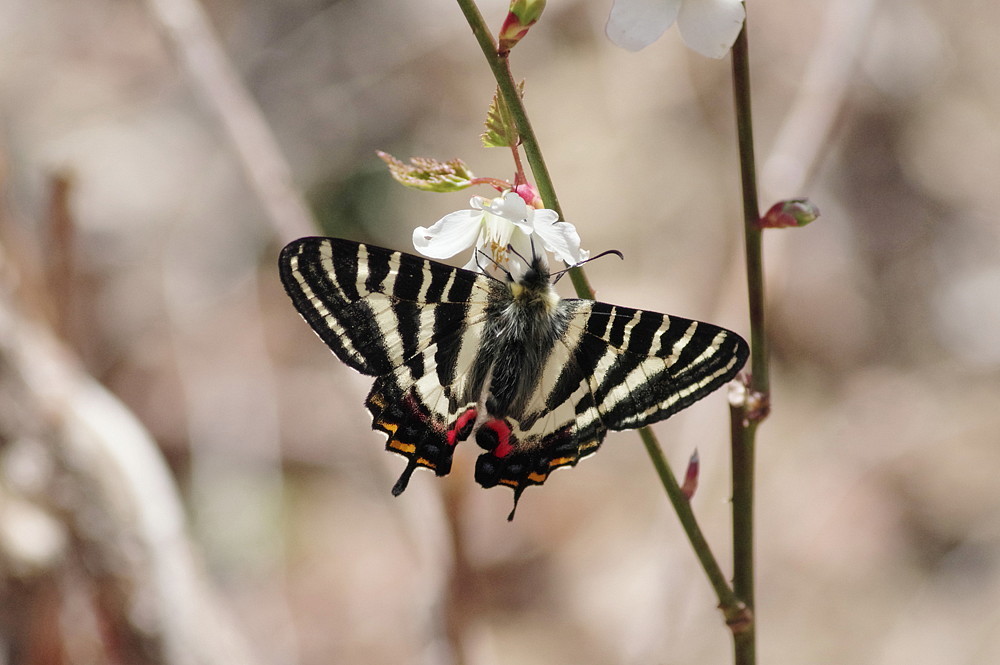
[279, 236, 749, 518]
[566, 301, 748, 430]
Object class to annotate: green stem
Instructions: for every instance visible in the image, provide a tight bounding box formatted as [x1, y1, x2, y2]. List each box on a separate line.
[455, 0, 752, 635]
[731, 10, 767, 665]
[730, 406, 756, 662]
[454, 0, 596, 299]
[638, 428, 743, 617]
[732, 24, 768, 396]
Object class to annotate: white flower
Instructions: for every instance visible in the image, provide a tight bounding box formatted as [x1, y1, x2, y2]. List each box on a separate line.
[606, 0, 745, 59]
[412, 191, 589, 276]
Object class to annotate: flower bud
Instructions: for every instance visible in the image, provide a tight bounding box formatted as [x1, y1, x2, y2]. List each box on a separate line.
[758, 199, 820, 229]
[681, 449, 700, 500]
[513, 183, 542, 208]
[498, 0, 546, 54]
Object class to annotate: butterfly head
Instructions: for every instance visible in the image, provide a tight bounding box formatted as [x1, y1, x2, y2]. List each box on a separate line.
[508, 254, 559, 313]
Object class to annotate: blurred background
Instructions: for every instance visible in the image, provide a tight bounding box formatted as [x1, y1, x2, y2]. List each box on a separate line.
[1, 0, 998, 663]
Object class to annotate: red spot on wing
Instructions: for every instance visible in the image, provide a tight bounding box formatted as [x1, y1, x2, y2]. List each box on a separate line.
[484, 418, 513, 458]
[447, 408, 478, 445]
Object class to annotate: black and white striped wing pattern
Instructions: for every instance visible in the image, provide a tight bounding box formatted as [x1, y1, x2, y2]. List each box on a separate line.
[280, 237, 495, 486]
[566, 301, 749, 431]
[279, 236, 748, 518]
[466, 300, 749, 502]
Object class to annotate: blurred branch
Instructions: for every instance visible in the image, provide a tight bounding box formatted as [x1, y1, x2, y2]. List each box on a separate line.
[143, 0, 316, 242]
[44, 171, 75, 341]
[761, 0, 877, 198]
[0, 301, 261, 664]
[0, 195, 260, 664]
[141, 2, 308, 654]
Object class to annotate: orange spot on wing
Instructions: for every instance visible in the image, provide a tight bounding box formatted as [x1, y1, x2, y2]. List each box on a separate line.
[387, 439, 416, 454]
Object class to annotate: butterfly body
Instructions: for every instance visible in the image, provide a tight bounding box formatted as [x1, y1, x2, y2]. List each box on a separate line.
[279, 237, 748, 519]
[471, 262, 564, 417]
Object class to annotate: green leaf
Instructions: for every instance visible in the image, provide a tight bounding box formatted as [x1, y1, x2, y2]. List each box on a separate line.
[481, 83, 523, 149]
[377, 151, 474, 192]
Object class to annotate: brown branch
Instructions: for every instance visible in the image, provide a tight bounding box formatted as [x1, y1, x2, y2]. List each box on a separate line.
[761, 0, 877, 197]
[0, 286, 260, 665]
[143, 0, 317, 242]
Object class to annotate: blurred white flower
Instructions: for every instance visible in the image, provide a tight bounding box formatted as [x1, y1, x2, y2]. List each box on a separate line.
[412, 191, 589, 275]
[606, 0, 745, 59]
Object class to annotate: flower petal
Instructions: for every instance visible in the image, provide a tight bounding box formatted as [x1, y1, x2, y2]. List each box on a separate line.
[507, 229, 536, 280]
[606, 0, 681, 52]
[412, 209, 483, 259]
[488, 191, 531, 222]
[461, 252, 482, 271]
[481, 213, 518, 257]
[677, 0, 745, 59]
[531, 214, 590, 265]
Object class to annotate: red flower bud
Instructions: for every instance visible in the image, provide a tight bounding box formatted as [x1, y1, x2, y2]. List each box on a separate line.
[758, 199, 820, 229]
[498, 0, 546, 54]
[681, 449, 700, 500]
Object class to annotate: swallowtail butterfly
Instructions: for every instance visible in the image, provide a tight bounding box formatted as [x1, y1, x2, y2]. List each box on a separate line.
[279, 237, 748, 519]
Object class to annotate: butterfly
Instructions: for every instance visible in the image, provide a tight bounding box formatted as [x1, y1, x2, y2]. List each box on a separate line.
[279, 237, 748, 519]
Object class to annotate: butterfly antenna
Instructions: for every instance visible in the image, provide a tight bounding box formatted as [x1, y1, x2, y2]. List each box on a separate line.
[551, 249, 625, 283]
[507, 241, 532, 267]
[476, 247, 511, 280]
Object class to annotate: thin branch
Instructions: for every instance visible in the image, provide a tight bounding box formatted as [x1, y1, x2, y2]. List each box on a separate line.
[638, 429, 744, 618]
[761, 0, 877, 198]
[0, 288, 260, 665]
[454, 0, 596, 299]
[730, 12, 765, 665]
[454, 0, 747, 625]
[732, 30, 767, 396]
[143, 0, 316, 243]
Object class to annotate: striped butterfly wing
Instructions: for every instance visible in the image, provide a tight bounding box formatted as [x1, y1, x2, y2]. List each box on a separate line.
[279, 237, 497, 491]
[470, 300, 749, 504]
[569, 301, 749, 431]
[280, 237, 749, 519]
